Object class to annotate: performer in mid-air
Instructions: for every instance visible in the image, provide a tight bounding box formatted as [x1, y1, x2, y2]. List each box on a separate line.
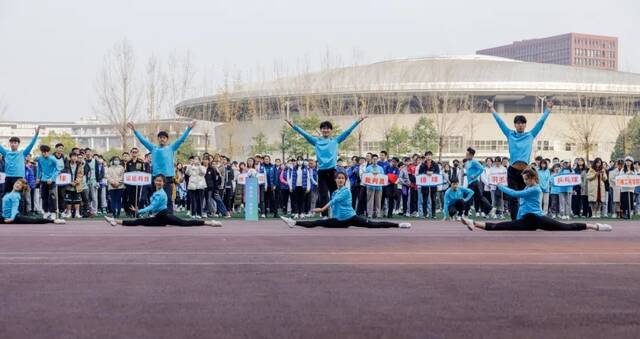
[285, 114, 367, 217]
[460, 168, 612, 232]
[486, 99, 553, 220]
[104, 174, 221, 227]
[279, 172, 411, 229]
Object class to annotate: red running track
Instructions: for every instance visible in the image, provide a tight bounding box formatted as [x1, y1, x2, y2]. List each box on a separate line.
[0, 219, 639, 338]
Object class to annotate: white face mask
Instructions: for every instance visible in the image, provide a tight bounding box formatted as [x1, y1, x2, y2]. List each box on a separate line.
[297, 161, 303, 166]
[113, 160, 120, 165]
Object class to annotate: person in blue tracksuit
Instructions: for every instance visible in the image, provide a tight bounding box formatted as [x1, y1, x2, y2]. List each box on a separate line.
[129, 120, 195, 214]
[464, 147, 494, 217]
[443, 178, 474, 219]
[461, 168, 611, 232]
[0, 126, 40, 196]
[537, 160, 551, 215]
[1, 178, 65, 224]
[104, 175, 221, 227]
[36, 145, 61, 219]
[285, 115, 367, 217]
[486, 99, 554, 220]
[279, 172, 411, 229]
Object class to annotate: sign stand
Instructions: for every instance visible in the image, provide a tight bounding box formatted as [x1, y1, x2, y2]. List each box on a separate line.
[244, 176, 259, 221]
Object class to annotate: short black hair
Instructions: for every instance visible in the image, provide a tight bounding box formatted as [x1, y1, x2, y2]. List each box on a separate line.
[319, 121, 333, 130]
[450, 177, 459, 184]
[55, 143, 64, 148]
[69, 152, 78, 157]
[391, 157, 400, 162]
[39, 145, 51, 153]
[157, 131, 169, 138]
[425, 151, 433, 156]
[154, 174, 167, 184]
[466, 147, 476, 156]
[9, 137, 20, 143]
[84, 147, 92, 152]
[380, 150, 388, 156]
[514, 115, 527, 124]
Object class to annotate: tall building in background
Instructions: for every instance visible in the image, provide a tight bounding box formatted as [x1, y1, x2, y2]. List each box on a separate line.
[477, 33, 618, 71]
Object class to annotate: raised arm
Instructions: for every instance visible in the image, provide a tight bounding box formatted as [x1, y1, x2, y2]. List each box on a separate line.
[129, 122, 155, 152]
[336, 115, 367, 143]
[23, 126, 40, 156]
[287, 120, 318, 146]
[485, 100, 510, 137]
[530, 100, 553, 138]
[171, 121, 195, 151]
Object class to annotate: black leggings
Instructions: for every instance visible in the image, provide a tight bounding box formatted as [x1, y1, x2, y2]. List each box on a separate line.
[485, 213, 587, 231]
[122, 210, 205, 227]
[1, 215, 54, 224]
[317, 169, 337, 217]
[448, 199, 470, 217]
[295, 215, 399, 228]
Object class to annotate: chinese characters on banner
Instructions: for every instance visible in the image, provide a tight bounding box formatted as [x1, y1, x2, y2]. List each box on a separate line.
[244, 176, 259, 221]
[489, 174, 508, 186]
[615, 175, 640, 188]
[553, 174, 582, 187]
[123, 171, 152, 186]
[361, 173, 389, 187]
[416, 174, 444, 187]
[237, 173, 266, 185]
[56, 173, 72, 185]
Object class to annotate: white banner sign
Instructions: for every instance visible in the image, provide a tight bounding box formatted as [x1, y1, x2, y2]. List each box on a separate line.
[489, 173, 508, 186]
[56, 173, 72, 185]
[553, 174, 582, 187]
[0, 172, 5, 184]
[416, 174, 444, 187]
[237, 173, 266, 185]
[615, 175, 640, 188]
[124, 171, 152, 186]
[362, 173, 389, 187]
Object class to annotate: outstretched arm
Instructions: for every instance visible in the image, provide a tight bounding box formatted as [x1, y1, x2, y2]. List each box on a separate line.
[286, 119, 318, 146]
[530, 100, 554, 138]
[128, 122, 155, 152]
[336, 114, 367, 143]
[23, 126, 40, 156]
[485, 100, 510, 137]
[498, 185, 538, 198]
[171, 120, 196, 151]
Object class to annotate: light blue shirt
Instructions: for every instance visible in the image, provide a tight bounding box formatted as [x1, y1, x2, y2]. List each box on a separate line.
[492, 109, 550, 165]
[139, 189, 168, 215]
[537, 168, 551, 193]
[465, 159, 484, 185]
[443, 187, 474, 211]
[2, 191, 21, 220]
[328, 186, 356, 221]
[134, 128, 191, 177]
[0, 133, 39, 177]
[498, 184, 543, 220]
[37, 155, 61, 182]
[292, 120, 360, 170]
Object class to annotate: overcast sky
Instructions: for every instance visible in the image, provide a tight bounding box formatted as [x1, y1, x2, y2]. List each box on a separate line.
[0, 0, 638, 122]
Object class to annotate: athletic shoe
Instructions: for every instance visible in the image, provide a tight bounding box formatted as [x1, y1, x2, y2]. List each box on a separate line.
[204, 220, 222, 227]
[47, 213, 56, 220]
[293, 214, 299, 219]
[596, 223, 612, 232]
[399, 222, 411, 229]
[260, 214, 266, 218]
[461, 217, 475, 231]
[488, 208, 497, 219]
[224, 214, 231, 219]
[75, 213, 83, 219]
[53, 219, 66, 224]
[455, 216, 462, 221]
[103, 216, 117, 227]
[42, 212, 50, 219]
[279, 216, 296, 228]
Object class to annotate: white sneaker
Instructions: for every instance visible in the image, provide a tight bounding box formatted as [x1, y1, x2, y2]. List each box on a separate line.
[75, 213, 83, 219]
[488, 208, 497, 219]
[186, 211, 192, 217]
[53, 219, 66, 224]
[47, 213, 56, 220]
[398, 222, 411, 229]
[293, 214, 299, 219]
[461, 217, 475, 231]
[596, 223, 612, 232]
[475, 212, 481, 217]
[279, 216, 296, 228]
[103, 216, 117, 227]
[42, 212, 50, 219]
[260, 214, 266, 218]
[455, 216, 462, 221]
[204, 220, 222, 227]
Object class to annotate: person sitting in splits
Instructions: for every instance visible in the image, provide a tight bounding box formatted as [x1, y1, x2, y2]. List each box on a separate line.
[460, 168, 612, 232]
[443, 178, 474, 221]
[1, 179, 66, 224]
[279, 172, 411, 229]
[103, 174, 221, 227]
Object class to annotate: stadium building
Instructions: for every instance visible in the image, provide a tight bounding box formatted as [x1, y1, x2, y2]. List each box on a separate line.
[175, 55, 640, 161]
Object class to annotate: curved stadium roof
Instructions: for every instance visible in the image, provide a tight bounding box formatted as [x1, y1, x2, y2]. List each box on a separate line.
[176, 55, 640, 116]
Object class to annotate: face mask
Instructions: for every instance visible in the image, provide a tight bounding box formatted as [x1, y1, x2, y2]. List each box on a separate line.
[113, 160, 120, 165]
[303, 161, 309, 166]
[297, 161, 303, 166]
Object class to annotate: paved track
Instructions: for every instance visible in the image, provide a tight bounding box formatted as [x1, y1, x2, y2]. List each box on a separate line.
[1, 220, 639, 338]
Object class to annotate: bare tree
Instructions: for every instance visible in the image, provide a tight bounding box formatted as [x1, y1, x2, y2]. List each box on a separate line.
[562, 93, 602, 161]
[94, 39, 141, 151]
[166, 50, 196, 118]
[610, 95, 638, 156]
[144, 54, 167, 139]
